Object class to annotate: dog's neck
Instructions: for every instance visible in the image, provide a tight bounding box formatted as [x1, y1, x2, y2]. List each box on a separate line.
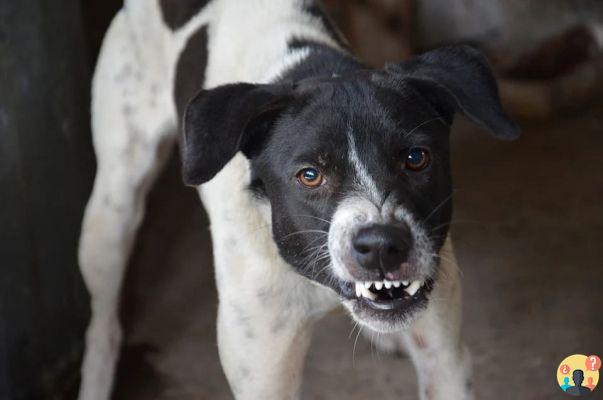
[267, 40, 365, 84]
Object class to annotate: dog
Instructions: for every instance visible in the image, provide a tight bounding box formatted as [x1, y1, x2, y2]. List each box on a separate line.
[78, 1, 519, 399]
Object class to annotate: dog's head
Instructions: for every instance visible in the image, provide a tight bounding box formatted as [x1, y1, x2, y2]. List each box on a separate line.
[182, 46, 519, 332]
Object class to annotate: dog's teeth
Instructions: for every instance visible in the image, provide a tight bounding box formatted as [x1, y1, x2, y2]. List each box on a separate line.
[384, 280, 392, 289]
[374, 281, 383, 290]
[392, 280, 401, 288]
[404, 280, 422, 296]
[401, 280, 409, 286]
[362, 286, 377, 300]
[355, 283, 377, 300]
[364, 281, 371, 289]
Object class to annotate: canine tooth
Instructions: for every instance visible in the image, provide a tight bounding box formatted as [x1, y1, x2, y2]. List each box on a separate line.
[364, 281, 371, 289]
[393, 281, 401, 288]
[384, 280, 392, 289]
[355, 282, 362, 297]
[405, 280, 422, 296]
[401, 280, 409, 286]
[374, 281, 383, 290]
[361, 286, 377, 300]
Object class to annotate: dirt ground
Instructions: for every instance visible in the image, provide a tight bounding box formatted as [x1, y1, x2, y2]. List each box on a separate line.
[112, 104, 603, 399]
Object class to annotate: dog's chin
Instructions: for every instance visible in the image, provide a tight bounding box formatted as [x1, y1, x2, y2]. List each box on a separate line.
[337, 278, 435, 333]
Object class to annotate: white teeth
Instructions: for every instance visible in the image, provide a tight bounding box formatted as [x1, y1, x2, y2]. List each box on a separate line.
[404, 280, 422, 296]
[357, 278, 425, 300]
[355, 282, 376, 300]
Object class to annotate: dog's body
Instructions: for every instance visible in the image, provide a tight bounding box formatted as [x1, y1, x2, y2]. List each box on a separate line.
[79, 1, 518, 399]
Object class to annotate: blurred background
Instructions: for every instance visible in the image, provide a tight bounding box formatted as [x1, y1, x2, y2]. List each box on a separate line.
[1, 0, 602, 399]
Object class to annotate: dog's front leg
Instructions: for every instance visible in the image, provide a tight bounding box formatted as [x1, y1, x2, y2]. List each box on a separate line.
[214, 255, 337, 400]
[403, 242, 474, 400]
[217, 301, 312, 400]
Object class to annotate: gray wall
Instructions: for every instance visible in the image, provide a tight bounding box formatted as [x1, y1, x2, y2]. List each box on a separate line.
[0, 0, 95, 398]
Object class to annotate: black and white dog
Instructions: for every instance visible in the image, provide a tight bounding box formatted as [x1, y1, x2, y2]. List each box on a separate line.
[78, 1, 519, 399]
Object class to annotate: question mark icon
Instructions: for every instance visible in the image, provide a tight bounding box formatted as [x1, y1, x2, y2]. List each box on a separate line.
[586, 355, 601, 371]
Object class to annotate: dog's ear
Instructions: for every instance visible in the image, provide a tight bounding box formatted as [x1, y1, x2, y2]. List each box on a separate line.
[384, 45, 520, 140]
[181, 83, 292, 186]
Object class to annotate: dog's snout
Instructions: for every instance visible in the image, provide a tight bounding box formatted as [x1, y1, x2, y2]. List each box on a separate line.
[352, 224, 412, 274]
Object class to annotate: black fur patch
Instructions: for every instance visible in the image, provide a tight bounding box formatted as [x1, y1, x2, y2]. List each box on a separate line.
[159, 0, 210, 31]
[174, 25, 208, 123]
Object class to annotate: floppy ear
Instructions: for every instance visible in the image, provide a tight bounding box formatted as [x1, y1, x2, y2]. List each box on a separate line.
[181, 83, 291, 185]
[385, 45, 520, 140]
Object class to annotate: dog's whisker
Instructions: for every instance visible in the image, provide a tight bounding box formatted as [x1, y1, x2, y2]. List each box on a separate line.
[303, 243, 330, 278]
[290, 214, 332, 225]
[299, 236, 329, 254]
[423, 192, 453, 223]
[311, 261, 332, 280]
[348, 320, 359, 339]
[301, 247, 328, 273]
[281, 230, 329, 240]
[402, 117, 446, 139]
[352, 325, 363, 368]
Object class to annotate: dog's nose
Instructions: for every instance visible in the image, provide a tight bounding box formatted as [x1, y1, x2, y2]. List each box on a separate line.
[352, 224, 412, 274]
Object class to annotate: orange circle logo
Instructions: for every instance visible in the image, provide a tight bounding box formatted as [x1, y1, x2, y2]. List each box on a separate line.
[557, 354, 600, 396]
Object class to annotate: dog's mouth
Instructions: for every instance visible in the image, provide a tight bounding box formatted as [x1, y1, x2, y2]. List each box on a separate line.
[337, 277, 434, 329]
[351, 278, 434, 310]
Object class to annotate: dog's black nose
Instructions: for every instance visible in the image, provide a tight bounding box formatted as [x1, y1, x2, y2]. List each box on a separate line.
[352, 224, 412, 274]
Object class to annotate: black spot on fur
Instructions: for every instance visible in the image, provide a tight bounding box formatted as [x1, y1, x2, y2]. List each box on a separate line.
[174, 25, 208, 123]
[159, 0, 210, 30]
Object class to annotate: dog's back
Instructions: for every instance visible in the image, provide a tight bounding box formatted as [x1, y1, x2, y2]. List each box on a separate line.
[108, 0, 343, 116]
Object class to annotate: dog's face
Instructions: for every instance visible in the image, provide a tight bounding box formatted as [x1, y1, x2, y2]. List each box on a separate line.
[182, 46, 519, 332]
[249, 81, 455, 331]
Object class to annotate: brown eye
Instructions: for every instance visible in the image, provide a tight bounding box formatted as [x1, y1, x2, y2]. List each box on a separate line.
[297, 167, 324, 188]
[404, 147, 430, 171]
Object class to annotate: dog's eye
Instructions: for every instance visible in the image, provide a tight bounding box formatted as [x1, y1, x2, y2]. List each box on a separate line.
[297, 167, 324, 188]
[404, 147, 430, 171]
